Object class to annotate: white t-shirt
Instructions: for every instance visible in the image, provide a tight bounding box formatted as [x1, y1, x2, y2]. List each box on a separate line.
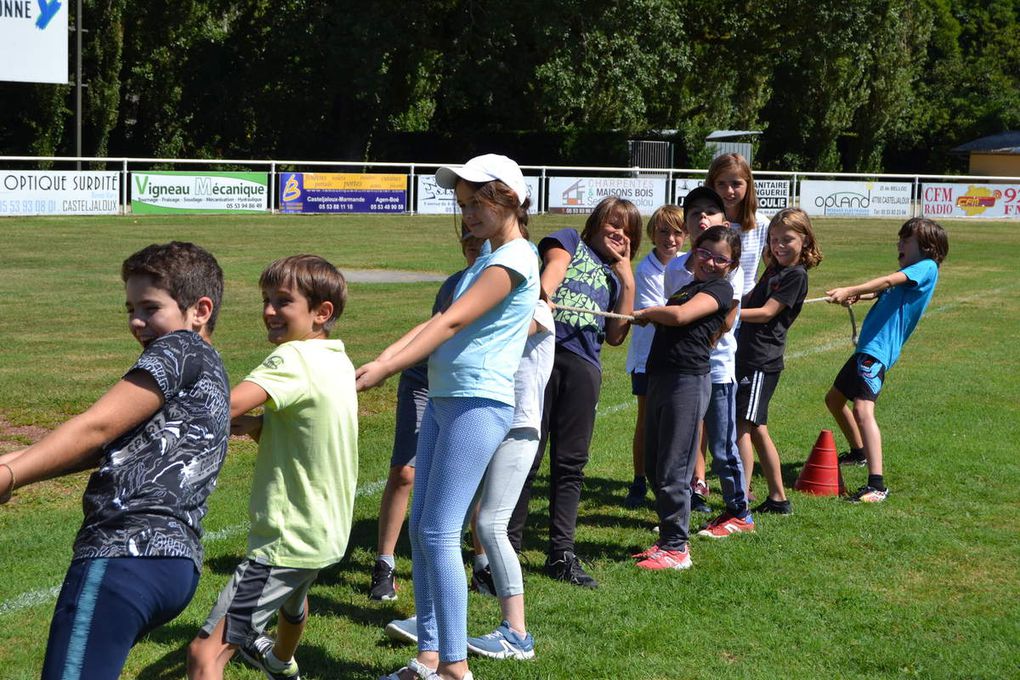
[663, 252, 745, 384]
[732, 213, 769, 294]
[625, 249, 675, 374]
[512, 300, 555, 432]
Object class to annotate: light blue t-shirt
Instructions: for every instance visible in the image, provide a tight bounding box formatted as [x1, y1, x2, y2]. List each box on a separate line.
[856, 258, 939, 369]
[428, 237, 540, 406]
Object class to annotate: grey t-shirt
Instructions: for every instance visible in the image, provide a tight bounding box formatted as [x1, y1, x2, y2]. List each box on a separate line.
[72, 330, 230, 570]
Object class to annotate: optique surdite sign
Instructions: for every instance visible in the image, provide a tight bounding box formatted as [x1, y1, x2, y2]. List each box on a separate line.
[800, 180, 912, 218]
[0, 171, 119, 215]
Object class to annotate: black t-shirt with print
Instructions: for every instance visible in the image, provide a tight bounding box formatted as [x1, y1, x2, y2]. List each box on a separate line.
[736, 264, 808, 372]
[72, 330, 230, 570]
[646, 277, 733, 375]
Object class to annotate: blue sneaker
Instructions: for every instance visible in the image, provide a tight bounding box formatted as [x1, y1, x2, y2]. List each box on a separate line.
[466, 620, 535, 660]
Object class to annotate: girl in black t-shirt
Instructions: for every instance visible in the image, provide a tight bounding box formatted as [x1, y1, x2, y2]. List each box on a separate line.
[735, 208, 823, 515]
[629, 226, 742, 571]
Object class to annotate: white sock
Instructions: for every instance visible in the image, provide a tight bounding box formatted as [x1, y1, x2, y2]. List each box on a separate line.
[265, 649, 292, 671]
[473, 554, 489, 570]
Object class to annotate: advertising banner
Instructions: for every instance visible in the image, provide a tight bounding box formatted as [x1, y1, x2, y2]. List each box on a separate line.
[0, 171, 119, 215]
[673, 177, 790, 217]
[280, 173, 406, 213]
[548, 177, 666, 215]
[801, 180, 912, 218]
[415, 175, 540, 215]
[0, 0, 67, 84]
[921, 183, 1020, 219]
[131, 171, 268, 214]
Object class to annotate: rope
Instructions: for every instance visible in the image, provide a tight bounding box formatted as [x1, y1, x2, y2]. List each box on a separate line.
[552, 303, 635, 322]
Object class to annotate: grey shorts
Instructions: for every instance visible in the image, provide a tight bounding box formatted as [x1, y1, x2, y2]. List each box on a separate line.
[200, 560, 319, 646]
[390, 371, 429, 468]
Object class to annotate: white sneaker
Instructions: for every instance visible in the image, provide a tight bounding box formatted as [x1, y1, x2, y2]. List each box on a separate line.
[384, 616, 418, 644]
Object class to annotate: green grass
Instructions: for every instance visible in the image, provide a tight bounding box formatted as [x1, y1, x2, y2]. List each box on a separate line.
[0, 214, 1017, 679]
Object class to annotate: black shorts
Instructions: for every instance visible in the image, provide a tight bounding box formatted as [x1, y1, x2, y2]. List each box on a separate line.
[833, 353, 886, 402]
[630, 371, 649, 397]
[735, 368, 782, 426]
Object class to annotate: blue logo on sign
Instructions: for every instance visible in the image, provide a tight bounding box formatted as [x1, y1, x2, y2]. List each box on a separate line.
[36, 0, 62, 30]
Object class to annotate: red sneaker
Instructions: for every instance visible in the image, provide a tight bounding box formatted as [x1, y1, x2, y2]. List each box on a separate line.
[630, 544, 660, 560]
[635, 546, 691, 571]
[697, 512, 755, 538]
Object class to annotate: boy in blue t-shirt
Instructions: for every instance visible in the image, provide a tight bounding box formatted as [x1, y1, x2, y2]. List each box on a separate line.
[0, 242, 230, 680]
[824, 218, 949, 503]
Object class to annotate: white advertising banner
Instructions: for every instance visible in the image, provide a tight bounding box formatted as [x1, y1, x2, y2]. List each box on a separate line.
[673, 177, 790, 218]
[415, 175, 540, 214]
[0, 1, 68, 84]
[131, 171, 269, 214]
[0, 171, 119, 215]
[548, 177, 666, 214]
[801, 180, 912, 218]
[921, 183, 1020, 219]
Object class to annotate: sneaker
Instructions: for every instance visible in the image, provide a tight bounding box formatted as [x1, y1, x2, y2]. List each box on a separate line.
[630, 543, 660, 560]
[753, 498, 793, 515]
[470, 563, 496, 597]
[238, 634, 301, 680]
[379, 658, 436, 680]
[690, 492, 712, 513]
[838, 450, 867, 467]
[545, 551, 597, 589]
[384, 616, 418, 645]
[370, 558, 398, 601]
[635, 546, 691, 571]
[848, 485, 889, 503]
[623, 479, 647, 508]
[697, 512, 755, 538]
[467, 620, 536, 660]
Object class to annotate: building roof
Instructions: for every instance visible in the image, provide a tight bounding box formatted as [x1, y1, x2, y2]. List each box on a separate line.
[705, 130, 763, 141]
[951, 131, 1020, 154]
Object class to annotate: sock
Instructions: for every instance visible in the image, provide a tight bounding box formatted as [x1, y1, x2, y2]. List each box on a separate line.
[265, 649, 293, 671]
[868, 474, 885, 491]
[850, 446, 865, 458]
[378, 554, 395, 569]
[473, 553, 489, 571]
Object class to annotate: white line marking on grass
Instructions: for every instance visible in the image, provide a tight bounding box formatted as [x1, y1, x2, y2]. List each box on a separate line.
[0, 477, 389, 618]
[0, 586, 62, 616]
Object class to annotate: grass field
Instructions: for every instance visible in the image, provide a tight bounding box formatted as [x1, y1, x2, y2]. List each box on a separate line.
[0, 214, 1017, 679]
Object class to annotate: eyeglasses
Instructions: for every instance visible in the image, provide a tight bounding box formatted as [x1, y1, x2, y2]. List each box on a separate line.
[694, 247, 735, 267]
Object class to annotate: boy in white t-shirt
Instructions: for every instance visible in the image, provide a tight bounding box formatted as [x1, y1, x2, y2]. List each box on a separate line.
[664, 187, 755, 537]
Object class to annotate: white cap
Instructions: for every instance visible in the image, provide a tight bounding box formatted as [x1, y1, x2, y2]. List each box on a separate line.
[435, 154, 527, 207]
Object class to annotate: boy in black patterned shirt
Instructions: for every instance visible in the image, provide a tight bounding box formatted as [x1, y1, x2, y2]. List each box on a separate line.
[0, 242, 230, 680]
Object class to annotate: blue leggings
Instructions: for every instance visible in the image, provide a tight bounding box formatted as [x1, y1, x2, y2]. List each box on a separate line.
[411, 397, 513, 662]
[42, 556, 199, 680]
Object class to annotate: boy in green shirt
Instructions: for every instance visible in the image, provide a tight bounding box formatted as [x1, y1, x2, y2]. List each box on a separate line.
[188, 255, 358, 680]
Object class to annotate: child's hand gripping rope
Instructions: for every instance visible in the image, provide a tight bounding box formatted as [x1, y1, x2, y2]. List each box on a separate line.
[803, 293, 878, 345]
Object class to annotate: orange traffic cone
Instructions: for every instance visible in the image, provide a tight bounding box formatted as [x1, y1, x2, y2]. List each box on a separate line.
[794, 430, 847, 496]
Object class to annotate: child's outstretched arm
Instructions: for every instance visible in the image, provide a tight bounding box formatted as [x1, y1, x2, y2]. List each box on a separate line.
[632, 293, 720, 327]
[356, 265, 517, 391]
[0, 372, 164, 504]
[740, 297, 787, 324]
[827, 272, 908, 305]
[230, 381, 269, 441]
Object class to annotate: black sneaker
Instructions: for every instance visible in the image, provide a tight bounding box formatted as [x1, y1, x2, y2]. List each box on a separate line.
[753, 498, 793, 515]
[689, 493, 712, 514]
[838, 450, 867, 467]
[623, 480, 647, 508]
[238, 635, 301, 680]
[369, 558, 398, 601]
[545, 551, 598, 589]
[470, 563, 496, 597]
